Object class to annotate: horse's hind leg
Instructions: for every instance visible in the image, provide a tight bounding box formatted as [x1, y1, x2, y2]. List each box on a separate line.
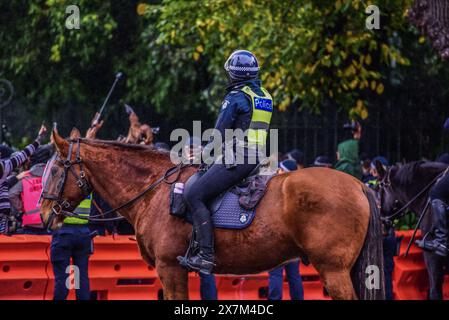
[320, 270, 357, 300]
[156, 260, 189, 300]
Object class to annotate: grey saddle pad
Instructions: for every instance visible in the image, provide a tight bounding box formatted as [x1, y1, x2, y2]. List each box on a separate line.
[184, 191, 256, 229]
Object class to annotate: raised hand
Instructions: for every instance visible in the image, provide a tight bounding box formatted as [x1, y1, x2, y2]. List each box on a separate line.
[86, 113, 104, 139]
[36, 124, 48, 144]
[353, 122, 362, 140]
[38, 124, 47, 136]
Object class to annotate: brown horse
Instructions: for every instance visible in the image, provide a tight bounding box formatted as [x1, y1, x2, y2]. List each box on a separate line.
[40, 128, 385, 300]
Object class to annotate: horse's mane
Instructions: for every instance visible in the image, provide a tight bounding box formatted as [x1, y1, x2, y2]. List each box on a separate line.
[394, 160, 447, 186]
[394, 161, 425, 186]
[79, 138, 171, 158]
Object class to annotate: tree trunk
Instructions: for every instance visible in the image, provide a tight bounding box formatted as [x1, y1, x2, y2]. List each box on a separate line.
[409, 0, 449, 60]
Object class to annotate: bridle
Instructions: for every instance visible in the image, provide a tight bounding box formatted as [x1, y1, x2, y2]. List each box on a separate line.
[41, 139, 92, 229]
[378, 166, 449, 224]
[41, 138, 188, 230]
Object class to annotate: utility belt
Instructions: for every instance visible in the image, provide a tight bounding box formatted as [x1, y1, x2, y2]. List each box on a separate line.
[221, 140, 265, 169]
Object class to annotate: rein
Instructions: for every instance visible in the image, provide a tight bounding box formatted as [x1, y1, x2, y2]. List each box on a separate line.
[380, 167, 449, 223]
[43, 138, 189, 227]
[59, 163, 188, 222]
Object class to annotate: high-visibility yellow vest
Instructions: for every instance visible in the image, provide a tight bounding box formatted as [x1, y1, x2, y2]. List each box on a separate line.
[63, 194, 91, 225]
[240, 86, 273, 146]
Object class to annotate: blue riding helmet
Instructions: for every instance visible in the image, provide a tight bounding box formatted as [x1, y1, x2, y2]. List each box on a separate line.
[224, 50, 259, 81]
[371, 156, 389, 169]
[279, 159, 298, 172]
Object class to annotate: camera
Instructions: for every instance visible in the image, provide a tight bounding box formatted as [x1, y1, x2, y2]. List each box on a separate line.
[151, 127, 160, 134]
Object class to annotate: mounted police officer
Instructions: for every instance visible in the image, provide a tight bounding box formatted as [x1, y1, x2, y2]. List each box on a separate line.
[416, 118, 449, 256]
[179, 50, 273, 274]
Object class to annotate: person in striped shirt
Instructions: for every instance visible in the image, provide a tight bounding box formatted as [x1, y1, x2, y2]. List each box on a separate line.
[0, 125, 47, 234]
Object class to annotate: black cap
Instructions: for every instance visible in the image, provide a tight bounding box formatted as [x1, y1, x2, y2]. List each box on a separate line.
[313, 155, 333, 167]
[0, 144, 13, 160]
[30, 145, 54, 167]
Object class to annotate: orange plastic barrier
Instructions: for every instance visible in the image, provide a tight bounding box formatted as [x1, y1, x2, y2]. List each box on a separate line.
[0, 235, 51, 300]
[187, 263, 329, 300]
[44, 235, 162, 300]
[1, 230, 448, 300]
[393, 230, 449, 300]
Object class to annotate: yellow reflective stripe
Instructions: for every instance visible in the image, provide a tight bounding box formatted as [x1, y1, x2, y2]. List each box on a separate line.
[260, 87, 272, 99]
[248, 129, 268, 145]
[64, 194, 92, 225]
[64, 214, 89, 225]
[77, 195, 92, 209]
[73, 207, 91, 214]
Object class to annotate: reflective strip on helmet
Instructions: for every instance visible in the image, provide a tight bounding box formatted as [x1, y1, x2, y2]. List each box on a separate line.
[227, 65, 260, 72]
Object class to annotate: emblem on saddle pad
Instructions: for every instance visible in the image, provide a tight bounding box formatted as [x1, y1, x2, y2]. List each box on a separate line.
[239, 213, 248, 224]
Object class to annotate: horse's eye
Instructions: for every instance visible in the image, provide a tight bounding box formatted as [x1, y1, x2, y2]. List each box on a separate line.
[51, 167, 58, 176]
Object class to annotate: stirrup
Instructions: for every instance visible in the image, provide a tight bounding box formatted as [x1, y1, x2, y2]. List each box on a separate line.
[177, 255, 194, 271]
[415, 232, 435, 251]
[435, 244, 449, 257]
[177, 229, 200, 271]
[179, 253, 215, 275]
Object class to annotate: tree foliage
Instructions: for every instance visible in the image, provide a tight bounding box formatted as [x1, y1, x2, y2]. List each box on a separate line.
[0, 0, 448, 158]
[147, 0, 415, 119]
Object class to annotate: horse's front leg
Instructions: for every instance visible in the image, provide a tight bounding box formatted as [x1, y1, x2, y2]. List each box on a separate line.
[156, 260, 189, 300]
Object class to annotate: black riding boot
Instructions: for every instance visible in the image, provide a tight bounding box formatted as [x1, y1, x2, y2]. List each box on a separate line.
[416, 199, 449, 257]
[178, 209, 215, 275]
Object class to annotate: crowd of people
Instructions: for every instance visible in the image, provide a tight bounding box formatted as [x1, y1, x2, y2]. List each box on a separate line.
[1, 119, 448, 300]
[0, 111, 146, 300]
[0, 50, 447, 300]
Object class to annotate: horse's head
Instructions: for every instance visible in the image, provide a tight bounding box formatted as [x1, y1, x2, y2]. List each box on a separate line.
[375, 161, 402, 218]
[40, 128, 92, 230]
[376, 161, 448, 221]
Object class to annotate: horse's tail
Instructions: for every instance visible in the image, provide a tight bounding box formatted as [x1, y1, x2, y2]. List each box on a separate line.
[350, 186, 385, 300]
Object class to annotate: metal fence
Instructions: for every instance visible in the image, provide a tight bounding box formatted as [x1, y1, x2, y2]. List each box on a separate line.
[1, 74, 448, 165]
[272, 101, 448, 166]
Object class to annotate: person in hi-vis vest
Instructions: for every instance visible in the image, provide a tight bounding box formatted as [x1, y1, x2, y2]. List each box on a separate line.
[50, 115, 104, 300]
[9, 144, 54, 234]
[50, 194, 94, 300]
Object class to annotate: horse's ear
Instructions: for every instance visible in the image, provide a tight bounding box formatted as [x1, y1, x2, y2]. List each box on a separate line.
[69, 127, 81, 139]
[374, 160, 386, 178]
[52, 129, 68, 155]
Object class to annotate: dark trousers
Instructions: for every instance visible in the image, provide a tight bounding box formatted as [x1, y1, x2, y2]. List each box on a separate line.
[200, 273, 217, 300]
[186, 163, 257, 220]
[268, 260, 304, 300]
[50, 225, 92, 300]
[430, 173, 449, 201]
[16, 227, 50, 235]
[185, 163, 256, 254]
[383, 234, 397, 300]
